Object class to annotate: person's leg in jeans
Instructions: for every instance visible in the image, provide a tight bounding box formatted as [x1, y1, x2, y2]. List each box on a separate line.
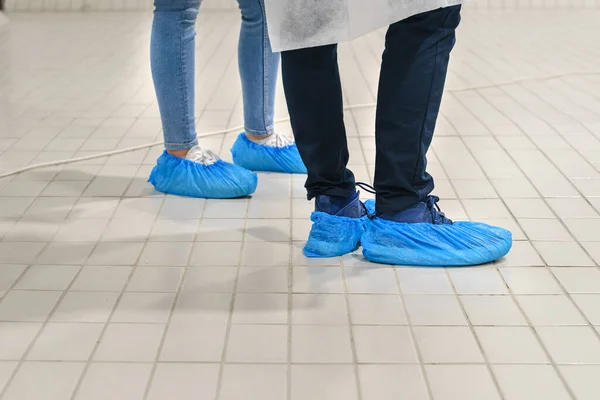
[149, 0, 257, 198]
[237, 0, 279, 140]
[151, 0, 201, 156]
[230, 0, 306, 174]
[281, 44, 367, 257]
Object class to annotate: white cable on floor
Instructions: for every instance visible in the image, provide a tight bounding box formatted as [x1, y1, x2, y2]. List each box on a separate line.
[0, 71, 598, 179]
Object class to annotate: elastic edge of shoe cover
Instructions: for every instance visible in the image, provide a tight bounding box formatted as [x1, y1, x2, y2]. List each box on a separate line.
[303, 212, 370, 258]
[361, 219, 513, 267]
[230, 133, 307, 174]
[148, 151, 258, 199]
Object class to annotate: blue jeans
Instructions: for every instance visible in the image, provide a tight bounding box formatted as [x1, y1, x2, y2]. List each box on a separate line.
[151, 0, 280, 150]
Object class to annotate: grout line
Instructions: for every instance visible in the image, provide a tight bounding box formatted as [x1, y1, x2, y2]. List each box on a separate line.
[65, 192, 167, 400]
[427, 148, 507, 400]
[445, 267, 508, 400]
[2, 9, 600, 400]
[457, 87, 600, 352]
[0, 266, 86, 400]
[212, 193, 252, 400]
[140, 197, 209, 400]
[339, 259, 365, 400]
[0, 150, 123, 399]
[446, 90, 587, 399]
[391, 268, 436, 400]
[286, 173, 293, 400]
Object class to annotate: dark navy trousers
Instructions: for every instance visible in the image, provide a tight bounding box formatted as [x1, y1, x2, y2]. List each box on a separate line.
[281, 6, 462, 213]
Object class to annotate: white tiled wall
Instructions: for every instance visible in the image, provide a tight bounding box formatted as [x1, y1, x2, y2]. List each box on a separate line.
[469, 0, 600, 7]
[5, 0, 238, 11]
[4, 0, 600, 10]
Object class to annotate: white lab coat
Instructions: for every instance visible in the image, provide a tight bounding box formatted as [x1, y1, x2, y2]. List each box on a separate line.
[263, 0, 464, 52]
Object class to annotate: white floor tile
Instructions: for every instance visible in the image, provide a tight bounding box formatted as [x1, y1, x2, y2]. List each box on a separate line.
[71, 266, 132, 292]
[414, 326, 484, 363]
[35, 242, 95, 265]
[344, 267, 398, 294]
[292, 325, 353, 363]
[537, 327, 600, 364]
[0, 322, 43, 359]
[358, 365, 429, 400]
[461, 295, 528, 326]
[551, 267, 600, 294]
[353, 325, 418, 363]
[219, 364, 287, 400]
[516, 295, 588, 326]
[74, 363, 153, 400]
[292, 266, 344, 293]
[347, 294, 407, 325]
[196, 219, 245, 242]
[232, 293, 288, 324]
[236, 267, 289, 293]
[190, 242, 242, 266]
[1, 10, 600, 399]
[183, 267, 237, 293]
[94, 323, 164, 362]
[0, 290, 62, 322]
[475, 326, 549, 363]
[14, 265, 79, 291]
[171, 292, 231, 325]
[241, 242, 290, 267]
[0, 362, 18, 394]
[518, 219, 573, 241]
[51, 292, 119, 323]
[570, 294, 600, 325]
[404, 295, 468, 326]
[0, 265, 27, 291]
[291, 365, 358, 400]
[226, 324, 288, 363]
[496, 241, 545, 267]
[147, 363, 219, 400]
[138, 242, 192, 267]
[111, 292, 175, 324]
[27, 323, 103, 361]
[126, 267, 184, 292]
[396, 268, 454, 295]
[500, 267, 564, 295]
[292, 294, 348, 325]
[426, 365, 501, 400]
[493, 365, 572, 400]
[560, 366, 600, 400]
[85, 242, 145, 266]
[534, 241, 595, 266]
[449, 268, 508, 294]
[160, 323, 226, 362]
[3, 362, 84, 400]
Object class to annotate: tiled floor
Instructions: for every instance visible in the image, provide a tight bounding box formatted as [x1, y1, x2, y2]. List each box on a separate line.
[0, 8, 600, 400]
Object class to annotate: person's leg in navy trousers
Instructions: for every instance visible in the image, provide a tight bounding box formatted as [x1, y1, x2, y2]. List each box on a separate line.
[281, 6, 462, 214]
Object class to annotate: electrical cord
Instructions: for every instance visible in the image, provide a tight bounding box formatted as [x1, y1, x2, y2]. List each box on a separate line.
[0, 71, 598, 179]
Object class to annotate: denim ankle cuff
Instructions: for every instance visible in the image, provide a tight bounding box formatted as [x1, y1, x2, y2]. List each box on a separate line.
[244, 126, 275, 137]
[163, 138, 199, 151]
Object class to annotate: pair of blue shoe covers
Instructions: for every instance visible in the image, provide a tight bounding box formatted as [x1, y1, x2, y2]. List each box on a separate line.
[304, 194, 513, 267]
[149, 133, 306, 199]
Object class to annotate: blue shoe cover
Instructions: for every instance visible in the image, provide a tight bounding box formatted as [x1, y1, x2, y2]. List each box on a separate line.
[231, 133, 307, 174]
[362, 219, 512, 267]
[303, 198, 374, 258]
[303, 212, 370, 257]
[148, 151, 258, 199]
